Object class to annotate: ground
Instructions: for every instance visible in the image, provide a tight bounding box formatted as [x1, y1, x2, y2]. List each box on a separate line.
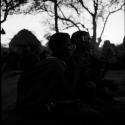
[2, 69, 125, 124]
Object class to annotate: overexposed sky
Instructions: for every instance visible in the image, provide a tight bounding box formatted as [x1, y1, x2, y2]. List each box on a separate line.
[1, 10, 124, 46]
[101, 10, 124, 45]
[1, 14, 48, 45]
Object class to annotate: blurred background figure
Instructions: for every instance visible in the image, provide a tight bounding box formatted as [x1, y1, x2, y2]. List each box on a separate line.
[9, 29, 45, 70]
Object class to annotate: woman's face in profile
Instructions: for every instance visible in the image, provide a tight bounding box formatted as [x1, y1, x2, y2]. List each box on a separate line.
[59, 37, 73, 60]
[81, 35, 91, 42]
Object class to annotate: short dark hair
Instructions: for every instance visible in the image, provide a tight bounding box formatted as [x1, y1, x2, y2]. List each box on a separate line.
[48, 32, 70, 51]
[71, 31, 90, 47]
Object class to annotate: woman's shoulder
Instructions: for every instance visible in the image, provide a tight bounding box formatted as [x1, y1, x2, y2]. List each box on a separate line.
[34, 56, 66, 72]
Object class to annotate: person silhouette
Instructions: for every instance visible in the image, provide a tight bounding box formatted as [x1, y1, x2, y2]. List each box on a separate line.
[15, 32, 75, 123]
[69, 31, 102, 123]
[48, 32, 73, 64]
[47, 32, 74, 99]
[8, 29, 48, 122]
[69, 31, 98, 103]
[9, 29, 43, 70]
[47, 32, 101, 123]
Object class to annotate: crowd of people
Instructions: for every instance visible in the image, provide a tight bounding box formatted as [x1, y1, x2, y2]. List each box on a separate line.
[1, 29, 125, 124]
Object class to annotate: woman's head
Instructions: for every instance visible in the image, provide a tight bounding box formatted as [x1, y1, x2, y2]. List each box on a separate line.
[9, 29, 43, 69]
[71, 31, 91, 53]
[71, 31, 91, 46]
[9, 29, 42, 57]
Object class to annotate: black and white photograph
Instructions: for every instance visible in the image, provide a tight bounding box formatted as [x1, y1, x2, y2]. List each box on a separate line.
[1, 0, 125, 124]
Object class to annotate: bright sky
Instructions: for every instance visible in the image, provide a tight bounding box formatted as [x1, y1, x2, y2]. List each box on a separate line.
[1, 10, 124, 46]
[101, 10, 124, 46]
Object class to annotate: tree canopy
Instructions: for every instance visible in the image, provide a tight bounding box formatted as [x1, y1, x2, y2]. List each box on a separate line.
[1, 0, 125, 45]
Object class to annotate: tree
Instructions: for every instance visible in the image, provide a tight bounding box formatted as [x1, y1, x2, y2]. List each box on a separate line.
[19, 0, 84, 32]
[23, 0, 59, 32]
[28, 0, 124, 45]
[3, 0, 124, 45]
[1, 0, 27, 24]
[70, 0, 125, 44]
[98, 0, 125, 42]
[54, 0, 59, 32]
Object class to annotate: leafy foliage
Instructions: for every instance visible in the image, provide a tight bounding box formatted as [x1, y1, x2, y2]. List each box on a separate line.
[1, 0, 27, 23]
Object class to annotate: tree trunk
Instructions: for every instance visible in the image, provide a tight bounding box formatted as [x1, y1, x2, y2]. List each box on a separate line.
[92, 16, 97, 45]
[54, 0, 59, 33]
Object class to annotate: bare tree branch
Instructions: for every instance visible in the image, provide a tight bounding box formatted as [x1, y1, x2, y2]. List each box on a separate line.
[61, 23, 80, 30]
[69, 3, 80, 15]
[57, 4, 81, 30]
[58, 16, 81, 30]
[80, 23, 89, 32]
[1, 0, 9, 23]
[79, 0, 93, 15]
[1, 0, 27, 23]
[100, 2, 125, 39]
[99, 13, 110, 39]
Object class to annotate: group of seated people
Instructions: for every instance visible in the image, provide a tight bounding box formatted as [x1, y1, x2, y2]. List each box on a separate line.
[2, 29, 125, 123]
